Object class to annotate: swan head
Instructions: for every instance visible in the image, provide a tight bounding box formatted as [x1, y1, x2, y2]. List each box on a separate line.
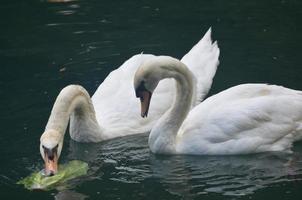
[134, 79, 153, 118]
[40, 129, 64, 176]
[134, 57, 174, 117]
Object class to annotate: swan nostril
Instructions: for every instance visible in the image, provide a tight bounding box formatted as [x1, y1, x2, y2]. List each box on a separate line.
[49, 171, 55, 176]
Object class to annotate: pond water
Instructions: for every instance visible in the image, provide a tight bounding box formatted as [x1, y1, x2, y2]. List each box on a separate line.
[1, 0, 302, 199]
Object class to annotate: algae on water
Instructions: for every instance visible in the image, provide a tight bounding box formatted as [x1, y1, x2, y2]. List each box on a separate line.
[17, 160, 88, 190]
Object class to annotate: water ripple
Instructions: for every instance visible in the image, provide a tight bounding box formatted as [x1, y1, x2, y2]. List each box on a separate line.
[60, 135, 302, 197]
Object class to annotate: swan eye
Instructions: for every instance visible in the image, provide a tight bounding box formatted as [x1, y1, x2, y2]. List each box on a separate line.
[135, 81, 147, 98]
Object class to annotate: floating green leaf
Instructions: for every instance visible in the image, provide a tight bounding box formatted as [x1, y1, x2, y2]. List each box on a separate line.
[17, 160, 88, 190]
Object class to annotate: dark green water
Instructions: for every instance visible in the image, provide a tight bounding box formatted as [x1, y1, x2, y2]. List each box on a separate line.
[1, 0, 302, 199]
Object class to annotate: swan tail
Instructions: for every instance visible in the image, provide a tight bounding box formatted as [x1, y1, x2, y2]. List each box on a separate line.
[181, 27, 220, 104]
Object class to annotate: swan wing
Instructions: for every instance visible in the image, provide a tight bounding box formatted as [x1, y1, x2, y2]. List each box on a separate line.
[177, 84, 302, 155]
[91, 54, 175, 137]
[181, 28, 220, 103]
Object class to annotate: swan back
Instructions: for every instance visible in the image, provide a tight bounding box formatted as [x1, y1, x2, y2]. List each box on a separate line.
[92, 54, 173, 136]
[177, 84, 302, 155]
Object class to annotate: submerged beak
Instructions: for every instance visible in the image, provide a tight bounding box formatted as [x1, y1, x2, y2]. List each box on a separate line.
[138, 90, 152, 118]
[44, 148, 58, 176]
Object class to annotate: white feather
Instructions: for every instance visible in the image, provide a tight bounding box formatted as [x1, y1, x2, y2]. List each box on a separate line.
[177, 84, 302, 155]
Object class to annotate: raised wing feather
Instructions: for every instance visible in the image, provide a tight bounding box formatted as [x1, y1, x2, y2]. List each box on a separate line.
[181, 28, 220, 103]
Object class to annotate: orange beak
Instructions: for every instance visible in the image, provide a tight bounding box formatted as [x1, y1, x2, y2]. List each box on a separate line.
[139, 91, 152, 118]
[44, 152, 58, 176]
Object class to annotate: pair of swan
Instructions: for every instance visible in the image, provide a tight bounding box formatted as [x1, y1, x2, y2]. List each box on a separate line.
[40, 28, 219, 174]
[40, 27, 302, 175]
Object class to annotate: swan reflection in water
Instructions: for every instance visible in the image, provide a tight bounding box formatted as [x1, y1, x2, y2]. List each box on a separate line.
[53, 134, 302, 199]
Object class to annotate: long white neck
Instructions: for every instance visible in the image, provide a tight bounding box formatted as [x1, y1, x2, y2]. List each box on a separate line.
[147, 57, 195, 154]
[45, 85, 105, 142]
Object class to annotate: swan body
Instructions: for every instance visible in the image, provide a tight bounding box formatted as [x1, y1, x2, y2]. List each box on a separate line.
[40, 28, 219, 174]
[134, 56, 302, 155]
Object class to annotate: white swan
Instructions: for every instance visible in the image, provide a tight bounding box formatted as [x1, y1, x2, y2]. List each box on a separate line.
[134, 56, 302, 155]
[40, 28, 220, 174]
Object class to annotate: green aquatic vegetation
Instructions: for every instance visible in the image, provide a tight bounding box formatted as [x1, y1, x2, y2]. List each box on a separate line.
[17, 160, 88, 190]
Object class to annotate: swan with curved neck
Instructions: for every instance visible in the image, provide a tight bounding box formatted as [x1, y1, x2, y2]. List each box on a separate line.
[39, 28, 220, 175]
[40, 85, 104, 175]
[134, 56, 302, 155]
[135, 56, 195, 153]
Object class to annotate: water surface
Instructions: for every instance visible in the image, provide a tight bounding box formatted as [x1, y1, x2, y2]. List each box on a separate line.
[1, 0, 302, 199]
